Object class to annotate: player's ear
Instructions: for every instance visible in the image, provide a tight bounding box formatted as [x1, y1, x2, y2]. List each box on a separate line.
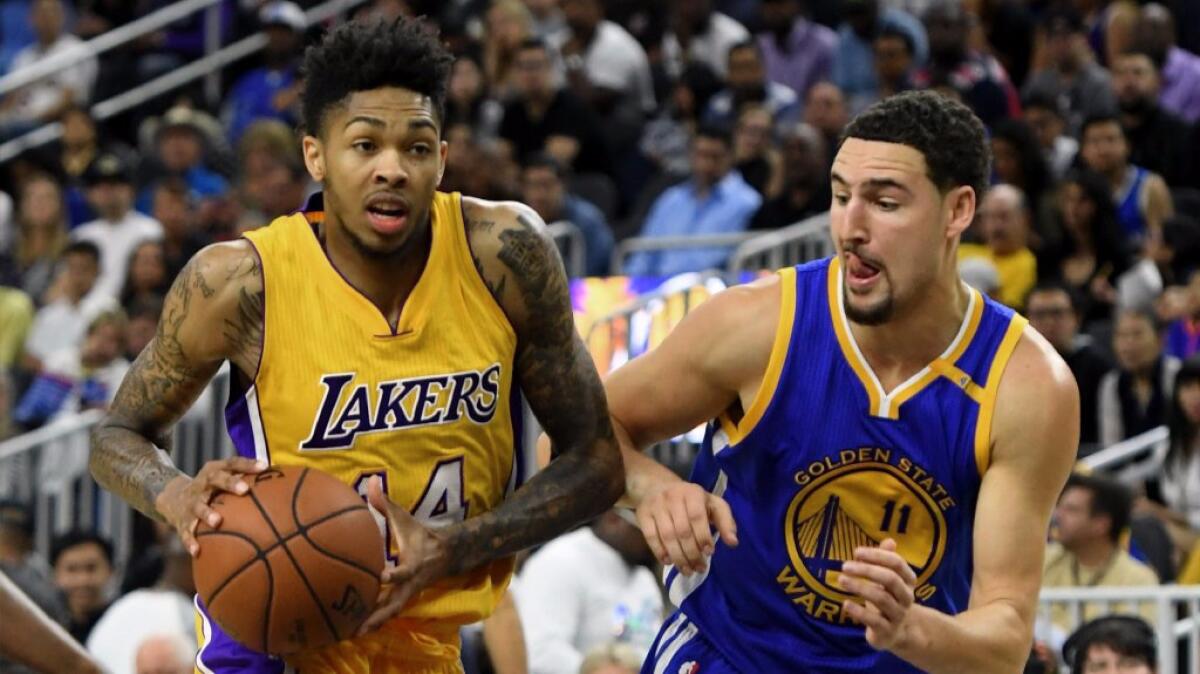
[944, 185, 976, 239]
[302, 135, 326, 182]
[437, 140, 448, 186]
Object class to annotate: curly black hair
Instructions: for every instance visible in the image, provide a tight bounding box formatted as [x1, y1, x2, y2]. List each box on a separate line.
[300, 17, 455, 137]
[840, 91, 991, 203]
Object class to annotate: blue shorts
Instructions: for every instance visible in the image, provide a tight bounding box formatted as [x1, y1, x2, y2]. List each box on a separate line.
[641, 611, 738, 674]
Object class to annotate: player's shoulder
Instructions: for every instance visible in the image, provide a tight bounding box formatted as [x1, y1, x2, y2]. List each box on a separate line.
[185, 239, 263, 298]
[991, 324, 1080, 454]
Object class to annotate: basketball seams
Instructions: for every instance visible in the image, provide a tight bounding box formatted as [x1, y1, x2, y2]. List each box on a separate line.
[292, 468, 382, 580]
[246, 473, 343, 645]
[197, 530, 263, 606]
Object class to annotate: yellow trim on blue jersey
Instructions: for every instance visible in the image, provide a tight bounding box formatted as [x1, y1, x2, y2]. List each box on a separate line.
[827, 257, 986, 419]
[718, 267, 797, 445]
[973, 315, 1029, 477]
[929, 360, 985, 403]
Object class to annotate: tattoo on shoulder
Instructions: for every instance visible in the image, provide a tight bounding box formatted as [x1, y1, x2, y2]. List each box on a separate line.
[498, 213, 573, 344]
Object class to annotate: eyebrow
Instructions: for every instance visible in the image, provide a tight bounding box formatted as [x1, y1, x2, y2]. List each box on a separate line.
[344, 115, 385, 130]
[408, 118, 438, 133]
[830, 172, 913, 195]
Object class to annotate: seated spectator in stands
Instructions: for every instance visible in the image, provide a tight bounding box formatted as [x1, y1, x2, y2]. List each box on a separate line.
[23, 241, 115, 371]
[1099, 309, 1180, 447]
[132, 634, 193, 674]
[524, 0, 564, 38]
[705, 40, 800, 129]
[0, 500, 64, 624]
[640, 63, 723, 178]
[1027, 284, 1112, 450]
[1043, 473, 1158, 631]
[151, 179, 207, 280]
[749, 121, 829, 231]
[14, 309, 129, 428]
[12, 174, 68, 302]
[661, 0, 749, 79]
[137, 0, 234, 83]
[872, 25, 916, 104]
[50, 530, 114, 643]
[578, 642, 643, 674]
[1136, 3, 1200, 124]
[803, 82, 849, 169]
[1079, 114, 1174, 245]
[623, 125, 761, 276]
[50, 105, 135, 228]
[223, 1, 305, 144]
[499, 38, 612, 178]
[959, 184, 1037, 310]
[1138, 358, 1200, 560]
[756, 0, 835, 103]
[515, 510, 662, 674]
[913, 0, 1019, 128]
[989, 121, 1055, 249]
[1112, 48, 1194, 190]
[138, 107, 232, 213]
[1164, 269, 1200, 361]
[123, 295, 160, 362]
[119, 240, 169, 313]
[482, 0, 535, 100]
[74, 154, 163, 302]
[521, 154, 613, 277]
[1023, 92, 1079, 183]
[832, 0, 928, 115]
[445, 53, 504, 143]
[0, 0, 98, 141]
[731, 105, 782, 199]
[1062, 615, 1157, 674]
[1038, 169, 1133, 325]
[1022, 5, 1116, 134]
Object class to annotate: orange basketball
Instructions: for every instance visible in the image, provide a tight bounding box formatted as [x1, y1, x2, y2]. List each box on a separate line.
[193, 465, 384, 655]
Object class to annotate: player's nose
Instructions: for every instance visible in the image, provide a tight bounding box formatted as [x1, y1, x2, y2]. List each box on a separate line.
[372, 149, 409, 186]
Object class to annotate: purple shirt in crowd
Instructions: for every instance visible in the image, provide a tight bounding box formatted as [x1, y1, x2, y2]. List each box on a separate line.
[1161, 46, 1200, 124]
[757, 18, 838, 100]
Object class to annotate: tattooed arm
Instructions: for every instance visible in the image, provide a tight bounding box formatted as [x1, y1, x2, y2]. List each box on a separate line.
[89, 241, 266, 553]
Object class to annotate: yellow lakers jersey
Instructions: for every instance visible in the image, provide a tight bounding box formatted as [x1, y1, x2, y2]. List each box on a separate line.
[231, 191, 520, 626]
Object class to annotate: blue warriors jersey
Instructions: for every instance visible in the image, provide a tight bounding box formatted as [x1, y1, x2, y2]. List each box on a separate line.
[664, 257, 1027, 673]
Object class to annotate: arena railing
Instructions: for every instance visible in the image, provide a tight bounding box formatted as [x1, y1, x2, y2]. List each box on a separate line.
[1037, 585, 1200, 674]
[0, 0, 370, 164]
[609, 233, 760, 276]
[546, 220, 586, 278]
[1077, 425, 1170, 486]
[726, 212, 833, 272]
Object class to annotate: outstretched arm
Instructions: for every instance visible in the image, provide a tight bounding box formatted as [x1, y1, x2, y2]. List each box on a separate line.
[0, 570, 102, 674]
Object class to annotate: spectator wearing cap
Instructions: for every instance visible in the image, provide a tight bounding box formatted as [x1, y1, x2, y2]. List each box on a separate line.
[236, 119, 312, 229]
[137, 106, 231, 214]
[756, 0, 836, 102]
[49, 105, 138, 228]
[1136, 3, 1200, 124]
[1112, 48, 1195, 190]
[1022, 92, 1080, 181]
[832, 0, 928, 116]
[23, 240, 116, 371]
[73, 153, 164, 302]
[521, 153, 613, 277]
[222, 0, 306, 143]
[1022, 5, 1117, 133]
[660, 0, 750, 80]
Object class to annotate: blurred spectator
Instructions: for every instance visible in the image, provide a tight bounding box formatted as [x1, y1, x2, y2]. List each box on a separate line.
[832, 0, 928, 115]
[755, 0, 836, 102]
[705, 40, 799, 128]
[749, 121, 828, 230]
[1043, 473, 1157, 630]
[132, 634, 193, 674]
[873, 25, 916, 102]
[123, 295, 160, 362]
[12, 174, 68, 302]
[730, 105, 781, 198]
[23, 241, 115, 369]
[484, 0, 536, 99]
[499, 37, 612, 177]
[1135, 2, 1200, 124]
[138, 107, 231, 213]
[624, 125, 760, 276]
[223, 1, 305, 143]
[88, 536, 194, 674]
[0, 1, 35, 75]
[521, 153, 613, 276]
[50, 105, 137, 228]
[73, 153, 164, 302]
[441, 126, 521, 202]
[150, 179, 206, 280]
[1021, 91, 1079, 181]
[0, 289, 33, 373]
[0, 499, 63, 624]
[554, 0, 655, 154]
[523, 0, 565, 39]
[914, 0, 1019, 128]
[661, 0, 750, 79]
[577, 642, 642, 674]
[1112, 48, 1194, 190]
[75, 0, 143, 40]
[803, 82, 848, 169]
[1027, 283, 1112, 450]
[1061, 615, 1156, 674]
[1038, 170, 1131, 324]
[639, 62, 722, 177]
[988, 120, 1054, 247]
[973, 0, 1036, 90]
[15, 309, 129, 427]
[1022, 5, 1116, 133]
[515, 511, 662, 674]
[137, 0, 234, 83]
[50, 530, 114, 643]
[0, 0, 98, 141]
[959, 184, 1037, 310]
[1098, 309, 1179, 447]
[446, 54, 504, 142]
[119, 240, 169, 313]
[1079, 114, 1173, 244]
[1144, 358, 1200, 558]
[1164, 269, 1200, 361]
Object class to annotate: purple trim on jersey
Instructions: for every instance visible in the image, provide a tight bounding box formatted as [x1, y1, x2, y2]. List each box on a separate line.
[224, 389, 257, 460]
[195, 596, 284, 673]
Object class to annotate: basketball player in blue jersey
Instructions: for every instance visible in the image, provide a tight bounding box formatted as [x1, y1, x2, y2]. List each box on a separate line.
[602, 91, 1080, 673]
[89, 17, 623, 672]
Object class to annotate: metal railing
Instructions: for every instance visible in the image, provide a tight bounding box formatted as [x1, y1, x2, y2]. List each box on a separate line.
[1078, 425, 1170, 486]
[727, 212, 833, 272]
[1038, 586, 1200, 674]
[610, 232, 759, 276]
[546, 220, 586, 278]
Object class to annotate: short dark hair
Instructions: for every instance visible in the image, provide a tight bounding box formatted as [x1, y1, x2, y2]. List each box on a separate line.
[523, 152, 568, 180]
[840, 90, 991, 202]
[1080, 113, 1125, 141]
[1064, 473, 1133, 543]
[1027, 281, 1082, 315]
[1021, 90, 1065, 118]
[695, 123, 733, 148]
[301, 17, 454, 137]
[876, 25, 915, 56]
[1063, 615, 1156, 674]
[50, 529, 114, 568]
[62, 240, 101, 264]
[727, 39, 761, 63]
[0, 499, 34, 538]
[517, 36, 550, 56]
[1121, 44, 1167, 73]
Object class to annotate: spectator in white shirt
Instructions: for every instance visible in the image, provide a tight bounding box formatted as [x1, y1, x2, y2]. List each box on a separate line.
[662, 0, 750, 79]
[0, 0, 97, 140]
[516, 511, 664, 674]
[72, 153, 163, 302]
[23, 240, 115, 369]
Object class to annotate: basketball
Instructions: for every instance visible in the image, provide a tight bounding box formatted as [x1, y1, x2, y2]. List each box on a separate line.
[193, 465, 385, 655]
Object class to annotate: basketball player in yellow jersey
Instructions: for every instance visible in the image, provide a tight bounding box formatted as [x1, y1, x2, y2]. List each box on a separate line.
[89, 17, 623, 673]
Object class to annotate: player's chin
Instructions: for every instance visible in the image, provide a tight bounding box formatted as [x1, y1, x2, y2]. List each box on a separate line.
[845, 289, 894, 326]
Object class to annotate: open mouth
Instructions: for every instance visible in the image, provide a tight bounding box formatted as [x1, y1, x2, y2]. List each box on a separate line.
[845, 252, 882, 289]
[365, 195, 410, 235]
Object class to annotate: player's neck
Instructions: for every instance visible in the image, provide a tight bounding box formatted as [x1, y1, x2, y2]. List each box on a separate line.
[850, 273, 972, 390]
[322, 218, 432, 331]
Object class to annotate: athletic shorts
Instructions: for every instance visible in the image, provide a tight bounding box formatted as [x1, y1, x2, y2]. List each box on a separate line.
[641, 611, 738, 674]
